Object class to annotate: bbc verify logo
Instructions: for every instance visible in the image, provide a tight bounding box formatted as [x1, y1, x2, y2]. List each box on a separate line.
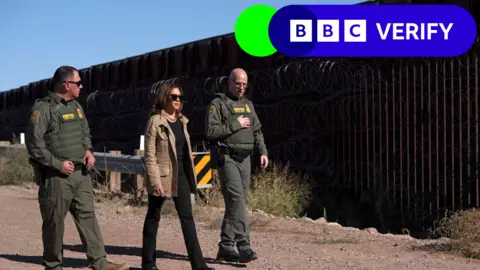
[290, 20, 453, 43]
[265, 4, 477, 57]
[290, 20, 368, 42]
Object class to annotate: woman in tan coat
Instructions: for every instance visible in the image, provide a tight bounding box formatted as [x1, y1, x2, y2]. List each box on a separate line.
[141, 83, 214, 270]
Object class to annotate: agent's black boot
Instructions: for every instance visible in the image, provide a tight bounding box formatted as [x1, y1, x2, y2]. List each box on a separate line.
[239, 248, 258, 262]
[216, 248, 241, 262]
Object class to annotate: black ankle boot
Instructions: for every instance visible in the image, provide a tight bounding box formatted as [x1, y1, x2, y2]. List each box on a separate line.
[216, 248, 241, 262]
[239, 248, 258, 262]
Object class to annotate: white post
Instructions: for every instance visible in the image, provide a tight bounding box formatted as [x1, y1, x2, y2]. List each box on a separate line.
[20, 133, 25, 144]
[140, 135, 145, 150]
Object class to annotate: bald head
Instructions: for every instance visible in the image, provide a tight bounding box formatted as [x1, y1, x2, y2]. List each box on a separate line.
[228, 68, 248, 99]
[229, 68, 247, 81]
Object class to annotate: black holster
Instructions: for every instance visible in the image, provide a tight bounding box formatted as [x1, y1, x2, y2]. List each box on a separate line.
[209, 143, 224, 169]
[28, 158, 46, 185]
[74, 163, 89, 176]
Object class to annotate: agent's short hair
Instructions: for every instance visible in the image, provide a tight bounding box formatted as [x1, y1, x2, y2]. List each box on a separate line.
[50, 66, 79, 90]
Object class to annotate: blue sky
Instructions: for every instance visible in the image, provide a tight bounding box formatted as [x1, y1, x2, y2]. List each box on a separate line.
[0, 0, 361, 92]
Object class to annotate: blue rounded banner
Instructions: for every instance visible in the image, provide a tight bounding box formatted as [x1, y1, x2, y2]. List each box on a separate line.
[268, 5, 477, 57]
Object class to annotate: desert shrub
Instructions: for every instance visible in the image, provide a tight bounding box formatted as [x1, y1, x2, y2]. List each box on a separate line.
[248, 164, 311, 217]
[0, 147, 34, 185]
[430, 208, 480, 259]
[198, 163, 311, 218]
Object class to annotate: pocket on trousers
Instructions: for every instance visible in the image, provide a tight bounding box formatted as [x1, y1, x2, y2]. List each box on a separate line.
[37, 176, 53, 199]
[38, 177, 58, 222]
[38, 196, 58, 223]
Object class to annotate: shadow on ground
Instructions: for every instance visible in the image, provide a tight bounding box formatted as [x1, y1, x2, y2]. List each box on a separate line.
[0, 253, 87, 268]
[63, 244, 247, 268]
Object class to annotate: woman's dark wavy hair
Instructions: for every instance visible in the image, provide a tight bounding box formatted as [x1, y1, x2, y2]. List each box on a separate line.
[150, 83, 184, 117]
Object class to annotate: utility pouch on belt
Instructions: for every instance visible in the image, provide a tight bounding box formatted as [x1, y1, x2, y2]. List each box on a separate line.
[28, 158, 46, 185]
[225, 148, 251, 163]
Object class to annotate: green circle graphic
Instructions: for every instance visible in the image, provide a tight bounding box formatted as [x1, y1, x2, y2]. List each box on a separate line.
[234, 4, 277, 57]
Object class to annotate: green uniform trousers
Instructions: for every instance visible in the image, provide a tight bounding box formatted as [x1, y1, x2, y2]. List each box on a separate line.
[218, 154, 251, 251]
[38, 168, 107, 270]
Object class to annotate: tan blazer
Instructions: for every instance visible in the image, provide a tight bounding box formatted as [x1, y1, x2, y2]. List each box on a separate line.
[143, 110, 197, 197]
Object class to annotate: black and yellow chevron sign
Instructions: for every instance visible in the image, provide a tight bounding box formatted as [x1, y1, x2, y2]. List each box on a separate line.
[192, 152, 213, 186]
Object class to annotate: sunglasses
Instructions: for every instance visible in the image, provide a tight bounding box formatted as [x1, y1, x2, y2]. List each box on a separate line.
[63, 80, 82, 86]
[169, 94, 184, 101]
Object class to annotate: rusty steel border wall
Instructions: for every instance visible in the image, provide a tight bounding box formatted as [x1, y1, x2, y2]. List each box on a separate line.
[2, 2, 480, 232]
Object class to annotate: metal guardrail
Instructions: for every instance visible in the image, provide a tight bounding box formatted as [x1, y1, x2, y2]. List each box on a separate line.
[95, 152, 145, 175]
[0, 144, 147, 174]
[94, 151, 210, 175]
[0, 144, 213, 188]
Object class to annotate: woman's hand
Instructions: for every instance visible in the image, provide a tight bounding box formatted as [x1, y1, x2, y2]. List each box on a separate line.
[152, 184, 166, 197]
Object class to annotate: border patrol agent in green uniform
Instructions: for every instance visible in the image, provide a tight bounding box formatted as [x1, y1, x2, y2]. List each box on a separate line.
[205, 68, 269, 263]
[25, 66, 127, 270]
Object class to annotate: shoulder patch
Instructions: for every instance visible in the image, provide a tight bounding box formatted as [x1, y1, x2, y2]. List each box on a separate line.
[30, 111, 40, 122]
[209, 105, 215, 114]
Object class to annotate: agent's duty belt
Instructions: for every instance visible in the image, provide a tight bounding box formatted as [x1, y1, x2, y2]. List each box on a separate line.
[73, 163, 84, 171]
[73, 163, 90, 175]
[222, 147, 251, 163]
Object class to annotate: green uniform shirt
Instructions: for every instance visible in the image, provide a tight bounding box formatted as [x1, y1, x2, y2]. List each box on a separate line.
[205, 93, 268, 156]
[25, 91, 91, 170]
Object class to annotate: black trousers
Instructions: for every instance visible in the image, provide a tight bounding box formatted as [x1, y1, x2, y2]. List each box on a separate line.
[141, 162, 206, 269]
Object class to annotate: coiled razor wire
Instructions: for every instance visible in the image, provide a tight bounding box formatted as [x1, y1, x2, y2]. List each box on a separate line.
[1, 56, 480, 187]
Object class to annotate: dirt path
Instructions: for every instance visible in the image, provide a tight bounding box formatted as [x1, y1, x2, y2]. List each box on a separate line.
[0, 185, 479, 270]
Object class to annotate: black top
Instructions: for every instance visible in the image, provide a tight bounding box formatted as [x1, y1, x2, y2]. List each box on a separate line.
[167, 119, 185, 160]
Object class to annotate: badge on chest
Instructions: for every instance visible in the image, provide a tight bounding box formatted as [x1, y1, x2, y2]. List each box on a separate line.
[231, 104, 251, 115]
[57, 106, 83, 122]
[62, 113, 75, 120]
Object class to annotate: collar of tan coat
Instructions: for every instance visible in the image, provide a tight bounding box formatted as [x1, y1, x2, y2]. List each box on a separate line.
[155, 110, 191, 159]
[157, 110, 189, 126]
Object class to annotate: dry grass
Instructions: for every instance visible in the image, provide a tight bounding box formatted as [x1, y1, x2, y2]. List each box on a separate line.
[249, 164, 311, 218]
[0, 147, 34, 186]
[197, 163, 312, 218]
[429, 208, 480, 259]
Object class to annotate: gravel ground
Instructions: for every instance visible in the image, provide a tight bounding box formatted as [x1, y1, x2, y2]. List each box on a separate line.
[0, 185, 480, 270]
